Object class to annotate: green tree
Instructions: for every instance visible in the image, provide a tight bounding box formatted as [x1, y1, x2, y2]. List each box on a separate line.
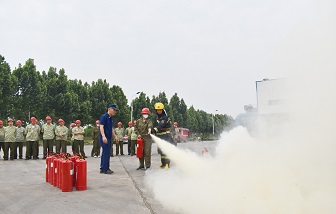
[179, 99, 188, 127]
[68, 79, 91, 124]
[12, 59, 44, 121]
[41, 67, 69, 120]
[3, 54, 236, 135]
[0, 55, 16, 119]
[110, 85, 129, 127]
[186, 106, 199, 133]
[169, 93, 181, 124]
[63, 91, 80, 124]
[89, 79, 113, 123]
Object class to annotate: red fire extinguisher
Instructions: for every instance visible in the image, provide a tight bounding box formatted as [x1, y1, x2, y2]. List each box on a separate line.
[57, 158, 62, 188]
[60, 159, 73, 192]
[70, 156, 78, 187]
[46, 156, 52, 183]
[75, 159, 87, 191]
[53, 158, 60, 187]
[49, 156, 56, 185]
[136, 137, 144, 158]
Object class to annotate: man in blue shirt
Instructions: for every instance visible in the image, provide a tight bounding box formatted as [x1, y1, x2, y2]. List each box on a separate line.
[99, 104, 118, 174]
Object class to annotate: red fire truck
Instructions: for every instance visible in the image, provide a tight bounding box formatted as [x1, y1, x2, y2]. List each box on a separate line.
[177, 128, 190, 143]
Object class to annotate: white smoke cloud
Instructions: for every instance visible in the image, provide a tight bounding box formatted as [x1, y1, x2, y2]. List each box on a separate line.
[145, 0, 336, 213]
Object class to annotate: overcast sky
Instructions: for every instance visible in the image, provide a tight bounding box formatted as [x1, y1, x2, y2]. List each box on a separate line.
[1, 0, 332, 117]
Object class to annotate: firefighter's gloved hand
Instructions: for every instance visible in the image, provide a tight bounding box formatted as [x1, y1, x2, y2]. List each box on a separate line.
[152, 128, 158, 134]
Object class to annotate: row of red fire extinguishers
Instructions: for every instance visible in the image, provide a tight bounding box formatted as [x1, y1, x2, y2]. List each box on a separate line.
[45, 152, 87, 192]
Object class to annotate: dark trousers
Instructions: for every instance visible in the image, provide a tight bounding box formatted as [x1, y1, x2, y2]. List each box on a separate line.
[157, 134, 172, 166]
[100, 136, 111, 172]
[116, 141, 124, 155]
[26, 141, 38, 159]
[4, 142, 16, 160]
[127, 140, 131, 154]
[73, 140, 86, 157]
[91, 140, 100, 157]
[43, 139, 54, 157]
[139, 138, 152, 168]
[130, 140, 136, 155]
[15, 142, 23, 159]
[35, 140, 39, 158]
[55, 140, 67, 154]
[26, 141, 33, 159]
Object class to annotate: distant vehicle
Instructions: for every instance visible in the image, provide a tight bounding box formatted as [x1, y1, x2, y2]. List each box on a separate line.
[177, 128, 189, 143]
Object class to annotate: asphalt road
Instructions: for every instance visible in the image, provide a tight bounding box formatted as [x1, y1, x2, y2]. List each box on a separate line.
[0, 141, 217, 214]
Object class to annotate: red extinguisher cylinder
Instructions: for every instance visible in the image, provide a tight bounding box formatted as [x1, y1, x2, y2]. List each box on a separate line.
[60, 160, 73, 192]
[75, 159, 87, 191]
[136, 138, 144, 159]
[70, 156, 78, 187]
[58, 158, 63, 189]
[46, 156, 51, 183]
[48, 156, 55, 185]
[53, 158, 59, 187]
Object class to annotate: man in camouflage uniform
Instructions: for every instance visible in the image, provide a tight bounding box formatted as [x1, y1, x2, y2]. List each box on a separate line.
[15, 120, 26, 159]
[72, 120, 86, 158]
[91, 120, 100, 158]
[134, 108, 153, 170]
[26, 117, 41, 160]
[42, 116, 55, 159]
[152, 102, 173, 168]
[4, 118, 17, 160]
[55, 118, 68, 154]
[114, 122, 125, 155]
[0, 120, 5, 159]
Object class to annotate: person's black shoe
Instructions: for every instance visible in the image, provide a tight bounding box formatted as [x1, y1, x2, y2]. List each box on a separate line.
[84, 156, 88, 158]
[121, 154, 124, 156]
[19, 157, 23, 159]
[146, 166, 150, 170]
[104, 170, 113, 174]
[100, 169, 103, 173]
[42, 157, 46, 160]
[137, 166, 145, 170]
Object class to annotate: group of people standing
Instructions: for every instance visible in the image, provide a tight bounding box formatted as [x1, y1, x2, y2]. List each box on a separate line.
[98, 102, 177, 174]
[0, 116, 87, 160]
[1, 102, 178, 175]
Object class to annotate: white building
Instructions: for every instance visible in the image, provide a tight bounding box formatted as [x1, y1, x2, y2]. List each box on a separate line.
[255, 78, 288, 137]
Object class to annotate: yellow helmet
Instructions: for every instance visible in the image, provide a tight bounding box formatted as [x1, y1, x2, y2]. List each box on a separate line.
[154, 102, 164, 110]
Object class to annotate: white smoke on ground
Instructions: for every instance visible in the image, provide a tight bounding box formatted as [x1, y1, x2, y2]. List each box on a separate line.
[145, 1, 336, 213]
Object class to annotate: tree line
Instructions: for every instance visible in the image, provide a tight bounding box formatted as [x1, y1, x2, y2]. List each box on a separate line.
[0, 54, 234, 138]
